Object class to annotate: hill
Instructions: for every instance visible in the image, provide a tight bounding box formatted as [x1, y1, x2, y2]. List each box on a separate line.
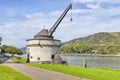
[21, 47, 26, 53]
[61, 32, 120, 54]
[65, 32, 120, 46]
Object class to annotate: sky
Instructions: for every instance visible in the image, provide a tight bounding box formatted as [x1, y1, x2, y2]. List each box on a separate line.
[0, 0, 120, 48]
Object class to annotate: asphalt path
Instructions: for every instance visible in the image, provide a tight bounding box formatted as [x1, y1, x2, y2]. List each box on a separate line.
[2, 58, 89, 80]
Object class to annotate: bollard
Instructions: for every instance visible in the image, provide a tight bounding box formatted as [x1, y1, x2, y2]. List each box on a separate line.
[82, 58, 87, 68]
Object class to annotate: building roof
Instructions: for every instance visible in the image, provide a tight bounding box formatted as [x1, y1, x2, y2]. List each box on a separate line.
[34, 29, 52, 39]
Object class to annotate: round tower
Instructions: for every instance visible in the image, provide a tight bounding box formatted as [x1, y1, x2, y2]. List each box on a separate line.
[26, 29, 61, 63]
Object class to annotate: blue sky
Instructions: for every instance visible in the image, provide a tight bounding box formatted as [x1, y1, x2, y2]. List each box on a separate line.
[0, 0, 120, 48]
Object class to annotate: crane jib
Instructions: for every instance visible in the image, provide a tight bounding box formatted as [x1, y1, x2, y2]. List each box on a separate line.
[49, 4, 72, 37]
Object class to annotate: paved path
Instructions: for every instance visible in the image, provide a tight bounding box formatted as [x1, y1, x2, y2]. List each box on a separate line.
[2, 59, 89, 80]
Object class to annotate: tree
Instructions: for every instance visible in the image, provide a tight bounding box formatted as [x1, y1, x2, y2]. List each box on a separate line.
[60, 45, 73, 54]
[73, 45, 82, 53]
[0, 37, 2, 47]
[0, 37, 2, 42]
[2, 45, 23, 57]
[60, 44, 93, 54]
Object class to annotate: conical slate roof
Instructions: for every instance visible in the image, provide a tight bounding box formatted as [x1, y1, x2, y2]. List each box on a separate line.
[34, 29, 51, 39]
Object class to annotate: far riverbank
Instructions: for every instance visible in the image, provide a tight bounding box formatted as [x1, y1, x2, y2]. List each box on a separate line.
[61, 53, 120, 57]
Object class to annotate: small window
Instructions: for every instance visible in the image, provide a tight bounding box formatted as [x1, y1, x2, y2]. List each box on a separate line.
[37, 57, 40, 60]
[51, 55, 54, 59]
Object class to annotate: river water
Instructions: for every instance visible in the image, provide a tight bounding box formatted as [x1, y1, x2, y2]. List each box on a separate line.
[22, 54, 120, 70]
[62, 55, 120, 70]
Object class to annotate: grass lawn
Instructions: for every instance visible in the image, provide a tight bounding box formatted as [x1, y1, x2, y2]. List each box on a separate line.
[11, 57, 26, 63]
[0, 65, 32, 80]
[27, 64, 120, 80]
[11, 57, 120, 80]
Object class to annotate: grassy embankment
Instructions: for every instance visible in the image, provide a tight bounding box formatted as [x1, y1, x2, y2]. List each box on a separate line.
[11, 57, 120, 80]
[0, 65, 32, 80]
[11, 57, 26, 63]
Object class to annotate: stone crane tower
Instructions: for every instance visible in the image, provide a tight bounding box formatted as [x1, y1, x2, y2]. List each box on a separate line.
[26, 4, 72, 63]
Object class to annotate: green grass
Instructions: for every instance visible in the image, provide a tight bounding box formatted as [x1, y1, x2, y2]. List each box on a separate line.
[11, 57, 26, 63]
[11, 57, 120, 80]
[0, 65, 32, 80]
[27, 64, 120, 80]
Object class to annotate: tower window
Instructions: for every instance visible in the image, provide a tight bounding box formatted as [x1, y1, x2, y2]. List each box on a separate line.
[51, 55, 54, 59]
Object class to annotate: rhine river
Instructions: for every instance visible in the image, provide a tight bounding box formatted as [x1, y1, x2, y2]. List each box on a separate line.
[62, 55, 120, 70]
[22, 54, 120, 70]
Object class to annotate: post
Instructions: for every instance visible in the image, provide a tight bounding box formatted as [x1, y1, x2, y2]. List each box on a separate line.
[82, 58, 87, 68]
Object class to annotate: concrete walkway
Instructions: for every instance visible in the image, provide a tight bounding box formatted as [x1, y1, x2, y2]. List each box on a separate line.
[3, 59, 89, 80]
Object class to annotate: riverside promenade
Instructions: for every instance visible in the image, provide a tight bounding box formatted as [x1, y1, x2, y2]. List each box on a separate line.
[1, 58, 89, 80]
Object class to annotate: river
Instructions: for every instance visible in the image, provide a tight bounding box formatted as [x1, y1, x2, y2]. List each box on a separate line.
[62, 55, 120, 70]
[22, 54, 120, 70]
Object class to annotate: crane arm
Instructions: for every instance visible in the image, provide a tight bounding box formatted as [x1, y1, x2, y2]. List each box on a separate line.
[49, 4, 72, 37]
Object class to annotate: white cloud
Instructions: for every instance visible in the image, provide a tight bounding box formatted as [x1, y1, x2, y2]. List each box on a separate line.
[72, 0, 95, 3]
[54, 3, 120, 41]
[72, 9, 89, 14]
[72, 0, 120, 3]
[26, 12, 45, 19]
[1, 1, 120, 47]
[50, 11, 62, 16]
[86, 3, 101, 9]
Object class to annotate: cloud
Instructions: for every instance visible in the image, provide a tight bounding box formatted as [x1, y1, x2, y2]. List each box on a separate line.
[72, 9, 89, 14]
[86, 3, 101, 9]
[1, 6, 120, 47]
[55, 1, 120, 41]
[72, 0, 96, 3]
[0, 20, 31, 47]
[0, 1, 120, 47]
[26, 12, 45, 19]
[72, 0, 120, 3]
[50, 11, 62, 16]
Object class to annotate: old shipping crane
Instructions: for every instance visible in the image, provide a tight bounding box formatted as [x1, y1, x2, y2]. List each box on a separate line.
[26, 4, 72, 63]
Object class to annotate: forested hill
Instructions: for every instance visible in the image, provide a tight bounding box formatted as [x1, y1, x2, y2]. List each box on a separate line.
[63, 32, 120, 46]
[61, 32, 120, 54]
